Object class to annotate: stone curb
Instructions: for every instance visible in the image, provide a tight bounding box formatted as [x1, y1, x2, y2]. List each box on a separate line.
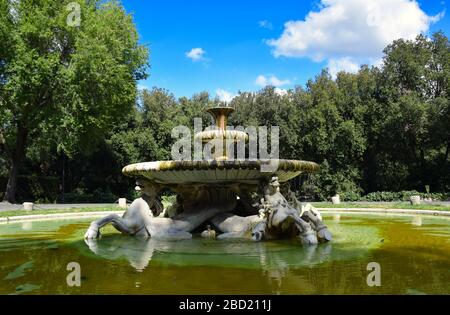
[317, 208, 450, 216]
[0, 208, 448, 224]
[0, 211, 125, 223]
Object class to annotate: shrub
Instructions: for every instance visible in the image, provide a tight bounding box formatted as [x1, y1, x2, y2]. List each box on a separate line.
[59, 188, 93, 203]
[339, 190, 362, 202]
[16, 175, 59, 203]
[361, 191, 450, 202]
[92, 188, 117, 203]
[58, 188, 116, 203]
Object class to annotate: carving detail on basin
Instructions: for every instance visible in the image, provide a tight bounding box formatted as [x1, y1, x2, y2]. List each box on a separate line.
[194, 129, 249, 142]
[122, 159, 320, 185]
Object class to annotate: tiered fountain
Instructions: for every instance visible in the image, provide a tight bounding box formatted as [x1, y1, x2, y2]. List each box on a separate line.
[85, 106, 332, 244]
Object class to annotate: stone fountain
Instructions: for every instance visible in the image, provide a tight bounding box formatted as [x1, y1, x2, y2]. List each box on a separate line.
[85, 106, 332, 245]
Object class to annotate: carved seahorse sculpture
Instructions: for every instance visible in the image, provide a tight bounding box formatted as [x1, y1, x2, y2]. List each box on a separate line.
[210, 177, 332, 245]
[85, 179, 236, 240]
[282, 184, 332, 242]
[84, 177, 331, 246]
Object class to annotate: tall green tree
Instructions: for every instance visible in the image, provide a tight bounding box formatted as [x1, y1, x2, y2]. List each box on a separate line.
[109, 88, 214, 168]
[374, 32, 450, 191]
[0, 0, 148, 202]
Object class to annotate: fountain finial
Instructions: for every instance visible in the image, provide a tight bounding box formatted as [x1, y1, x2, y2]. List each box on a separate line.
[206, 105, 235, 132]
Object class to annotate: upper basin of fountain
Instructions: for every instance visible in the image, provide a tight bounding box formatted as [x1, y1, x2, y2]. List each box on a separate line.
[194, 129, 249, 142]
[195, 106, 248, 143]
[122, 105, 320, 185]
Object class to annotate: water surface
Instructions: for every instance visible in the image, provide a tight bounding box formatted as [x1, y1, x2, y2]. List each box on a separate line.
[0, 213, 449, 294]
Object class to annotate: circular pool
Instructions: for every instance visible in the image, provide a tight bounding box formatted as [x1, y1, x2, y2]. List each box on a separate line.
[0, 212, 449, 294]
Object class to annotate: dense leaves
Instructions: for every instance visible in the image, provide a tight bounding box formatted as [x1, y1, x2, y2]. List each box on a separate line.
[0, 0, 149, 202]
[0, 22, 449, 202]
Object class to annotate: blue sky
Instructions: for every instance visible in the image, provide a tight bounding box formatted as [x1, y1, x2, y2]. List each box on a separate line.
[121, 0, 449, 100]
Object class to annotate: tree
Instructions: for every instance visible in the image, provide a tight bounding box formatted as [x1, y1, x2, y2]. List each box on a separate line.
[0, 0, 149, 202]
[109, 88, 215, 168]
[374, 32, 450, 192]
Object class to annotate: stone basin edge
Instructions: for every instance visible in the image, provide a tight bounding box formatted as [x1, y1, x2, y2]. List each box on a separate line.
[1, 208, 449, 224]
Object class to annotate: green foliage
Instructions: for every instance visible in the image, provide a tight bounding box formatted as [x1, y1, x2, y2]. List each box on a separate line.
[1, 28, 449, 202]
[108, 88, 215, 166]
[361, 191, 450, 202]
[161, 195, 176, 205]
[61, 187, 117, 203]
[0, 0, 149, 202]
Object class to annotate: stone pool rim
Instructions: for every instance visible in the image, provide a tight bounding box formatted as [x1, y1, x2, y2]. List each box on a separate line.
[0, 208, 448, 224]
[0, 211, 125, 224]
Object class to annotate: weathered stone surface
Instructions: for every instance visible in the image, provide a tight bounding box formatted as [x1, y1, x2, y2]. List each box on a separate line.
[121, 159, 320, 185]
[85, 177, 332, 246]
[200, 225, 216, 239]
[23, 202, 34, 211]
[410, 195, 421, 205]
[331, 195, 341, 204]
[118, 198, 127, 209]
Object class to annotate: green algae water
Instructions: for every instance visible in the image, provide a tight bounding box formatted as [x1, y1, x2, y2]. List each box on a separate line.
[0, 212, 449, 295]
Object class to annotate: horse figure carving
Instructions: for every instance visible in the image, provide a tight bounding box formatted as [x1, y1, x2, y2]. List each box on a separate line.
[209, 177, 332, 244]
[85, 177, 332, 245]
[85, 179, 236, 240]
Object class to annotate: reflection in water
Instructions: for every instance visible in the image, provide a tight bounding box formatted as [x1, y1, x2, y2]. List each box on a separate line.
[259, 243, 333, 292]
[84, 235, 333, 284]
[1, 214, 450, 294]
[21, 221, 33, 231]
[411, 216, 422, 226]
[85, 237, 156, 271]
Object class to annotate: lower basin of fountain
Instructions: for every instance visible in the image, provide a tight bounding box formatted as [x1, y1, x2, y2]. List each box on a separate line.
[1, 212, 449, 294]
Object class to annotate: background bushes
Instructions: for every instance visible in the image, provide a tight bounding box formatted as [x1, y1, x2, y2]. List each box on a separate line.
[360, 191, 450, 202]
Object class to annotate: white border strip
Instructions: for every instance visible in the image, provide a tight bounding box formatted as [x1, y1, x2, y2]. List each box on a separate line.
[0, 208, 448, 224]
[0, 211, 125, 224]
[317, 208, 450, 217]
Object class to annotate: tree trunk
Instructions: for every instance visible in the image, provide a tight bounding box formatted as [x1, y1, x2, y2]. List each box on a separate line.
[444, 141, 449, 163]
[3, 126, 28, 203]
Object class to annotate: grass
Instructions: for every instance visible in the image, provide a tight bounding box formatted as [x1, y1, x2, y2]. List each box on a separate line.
[311, 202, 450, 211]
[0, 205, 120, 218]
[0, 201, 448, 219]
[0, 201, 174, 218]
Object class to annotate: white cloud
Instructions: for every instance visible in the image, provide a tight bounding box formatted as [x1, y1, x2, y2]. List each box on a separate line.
[216, 89, 236, 103]
[137, 83, 150, 91]
[327, 57, 360, 78]
[429, 10, 446, 23]
[274, 88, 288, 96]
[258, 20, 273, 29]
[186, 47, 206, 61]
[255, 75, 291, 87]
[267, 0, 444, 74]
